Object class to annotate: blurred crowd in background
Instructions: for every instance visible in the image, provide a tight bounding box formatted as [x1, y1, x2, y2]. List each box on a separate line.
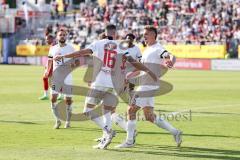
[17, 0, 240, 51]
[46, 0, 240, 43]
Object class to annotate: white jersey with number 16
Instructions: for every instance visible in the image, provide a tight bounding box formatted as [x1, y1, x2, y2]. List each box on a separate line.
[87, 39, 127, 88]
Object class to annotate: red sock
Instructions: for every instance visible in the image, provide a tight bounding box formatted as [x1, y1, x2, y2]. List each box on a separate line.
[43, 77, 49, 91]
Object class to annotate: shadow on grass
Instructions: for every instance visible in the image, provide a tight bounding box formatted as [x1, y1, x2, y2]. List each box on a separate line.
[110, 144, 240, 160]
[0, 120, 39, 125]
[138, 131, 240, 139]
[68, 126, 240, 139]
[70, 126, 103, 133]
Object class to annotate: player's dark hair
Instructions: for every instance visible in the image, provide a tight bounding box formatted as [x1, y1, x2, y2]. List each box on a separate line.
[106, 24, 116, 31]
[144, 25, 157, 39]
[105, 24, 116, 40]
[125, 33, 135, 40]
[57, 27, 68, 34]
[99, 32, 107, 39]
[46, 34, 54, 39]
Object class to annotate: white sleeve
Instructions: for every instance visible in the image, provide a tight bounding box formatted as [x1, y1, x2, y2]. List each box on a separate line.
[135, 47, 142, 61]
[122, 48, 130, 56]
[157, 45, 169, 58]
[87, 41, 98, 56]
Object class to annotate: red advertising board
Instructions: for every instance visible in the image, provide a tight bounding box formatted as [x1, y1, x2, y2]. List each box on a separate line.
[16, 11, 49, 17]
[174, 58, 211, 70]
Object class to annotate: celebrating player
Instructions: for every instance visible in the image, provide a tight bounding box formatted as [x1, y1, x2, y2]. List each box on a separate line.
[54, 24, 157, 149]
[116, 25, 182, 148]
[110, 33, 142, 140]
[49, 29, 75, 129]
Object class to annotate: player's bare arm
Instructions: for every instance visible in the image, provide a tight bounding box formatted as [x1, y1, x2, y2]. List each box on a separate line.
[44, 58, 53, 78]
[54, 49, 93, 61]
[125, 55, 158, 81]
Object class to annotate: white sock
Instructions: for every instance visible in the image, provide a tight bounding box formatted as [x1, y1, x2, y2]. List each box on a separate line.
[66, 105, 72, 123]
[51, 102, 60, 121]
[111, 113, 127, 131]
[83, 107, 108, 133]
[103, 110, 112, 132]
[154, 116, 178, 135]
[126, 120, 136, 143]
[44, 91, 48, 96]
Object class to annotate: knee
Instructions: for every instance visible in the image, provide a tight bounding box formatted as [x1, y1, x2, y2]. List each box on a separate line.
[111, 108, 116, 114]
[128, 106, 138, 120]
[65, 99, 72, 105]
[66, 105, 72, 112]
[144, 112, 155, 123]
[51, 96, 57, 103]
[145, 115, 155, 123]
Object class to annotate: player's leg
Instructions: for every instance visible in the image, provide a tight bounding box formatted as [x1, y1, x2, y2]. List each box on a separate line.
[39, 77, 49, 100]
[144, 107, 178, 133]
[94, 105, 116, 149]
[84, 102, 115, 149]
[103, 105, 114, 136]
[115, 104, 140, 148]
[51, 93, 61, 129]
[84, 88, 115, 149]
[143, 106, 182, 147]
[83, 87, 106, 130]
[62, 74, 72, 128]
[94, 108, 118, 143]
[64, 96, 72, 128]
[111, 108, 127, 132]
[128, 82, 135, 101]
[57, 88, 64, 100]
[93, 89, 119, 149]
[111, 82, 135, 132]
[83, 103, 105, 129]
[127, 105, 139, 144]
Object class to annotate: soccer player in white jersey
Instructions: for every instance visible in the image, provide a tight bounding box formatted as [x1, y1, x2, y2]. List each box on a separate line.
[48, 29, 75, 129]
[111, 33, 142, 138]
[116, 25, 182, 148]
[54, 24, 157, 149]
[95, 33, 142, 143]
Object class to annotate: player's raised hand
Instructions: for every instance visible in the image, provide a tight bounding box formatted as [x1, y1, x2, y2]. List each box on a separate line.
[165, 59, 174, 68]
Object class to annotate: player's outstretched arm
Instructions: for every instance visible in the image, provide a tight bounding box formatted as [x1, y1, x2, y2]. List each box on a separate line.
[54, 49, 93, 60]
[126, 55, 158, 81]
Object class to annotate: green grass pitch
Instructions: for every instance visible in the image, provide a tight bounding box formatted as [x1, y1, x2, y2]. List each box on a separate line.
[0, 65, 240, 160]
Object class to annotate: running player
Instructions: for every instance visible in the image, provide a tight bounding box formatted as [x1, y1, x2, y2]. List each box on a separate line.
[116, 25, 182, 148]
[111, 33, 142, 138]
